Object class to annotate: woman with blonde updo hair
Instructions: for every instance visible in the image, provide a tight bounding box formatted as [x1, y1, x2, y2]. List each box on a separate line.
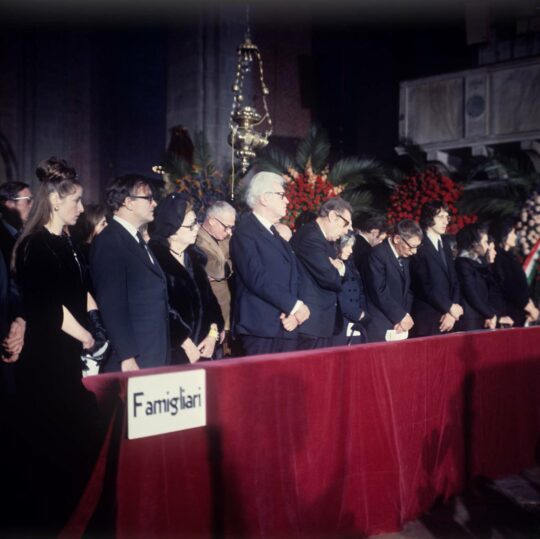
[11, 156, 100, 532]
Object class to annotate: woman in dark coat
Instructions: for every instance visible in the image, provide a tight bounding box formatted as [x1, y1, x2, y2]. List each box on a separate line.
[332, 233, 368, 346]
[149, 193, 224, 364]
[11, 157, 100, 532]
[455, 223, 498, 331]
[489, 219, 539, 327]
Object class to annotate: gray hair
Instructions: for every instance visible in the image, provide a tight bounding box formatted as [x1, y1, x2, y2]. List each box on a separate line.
[395, 219, 423, 241]
[318, 197, 353, 218]
[245, 171, 285, 209]
[206, 200, 236, 220]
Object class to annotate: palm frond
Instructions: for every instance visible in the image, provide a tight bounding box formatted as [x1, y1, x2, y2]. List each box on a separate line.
[192, 131, 216, 179]
[295, 125, 331, 174]
[457, 196, 519, 218]
[254, 146, 295, 177]
[328, 157, 400, 190]
[341, 188, 374, 215]
[159, 151, 191, 178]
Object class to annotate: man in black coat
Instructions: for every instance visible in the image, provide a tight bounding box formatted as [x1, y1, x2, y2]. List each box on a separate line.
[363, 219, 423, 342]
[90, 174, 170, 371]
[230, 171, 310, 356]
[290, 197, 353, 350]
[410, 201, 463, 337]
[352, 212, 387, 276]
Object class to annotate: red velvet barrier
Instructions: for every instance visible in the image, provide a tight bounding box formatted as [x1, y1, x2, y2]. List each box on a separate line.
[70, 327, 540, 538]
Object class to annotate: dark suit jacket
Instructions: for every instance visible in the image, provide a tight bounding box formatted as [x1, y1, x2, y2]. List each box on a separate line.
[90, 220, 170, 370]
[290, 221, 343, 338]
[230, 212, 300, 339]
[352, 233, 372, 276]
[455, 256, 496, 331]
[410, 235, 461, 336]
[363, 240, 413, 342]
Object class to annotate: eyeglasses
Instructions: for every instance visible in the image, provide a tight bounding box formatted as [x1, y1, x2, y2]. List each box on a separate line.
[181, 220, 201, 231]
[11, 196, 33, 202]
[401, 236, 421, 251]
[214, 217, 235, 232]
[129, 194, 154, 202]
[266, 191, 287, 200]
[336, 214, 351, 228]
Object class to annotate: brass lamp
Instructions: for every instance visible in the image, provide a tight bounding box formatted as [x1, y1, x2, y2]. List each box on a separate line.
[229, 31, 273, 194]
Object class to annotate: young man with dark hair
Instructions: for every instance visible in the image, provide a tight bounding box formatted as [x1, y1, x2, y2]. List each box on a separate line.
[410, 200, 463, 337]
[90, 174, 170, 371]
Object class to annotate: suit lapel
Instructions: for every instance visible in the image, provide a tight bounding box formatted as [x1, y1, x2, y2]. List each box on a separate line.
[112, 221, 165, 279]
[249, 213, 293, 263]
[424, 237, 448, 275]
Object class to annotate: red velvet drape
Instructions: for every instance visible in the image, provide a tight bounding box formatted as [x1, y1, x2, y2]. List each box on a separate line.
[66, 327, 540, 538]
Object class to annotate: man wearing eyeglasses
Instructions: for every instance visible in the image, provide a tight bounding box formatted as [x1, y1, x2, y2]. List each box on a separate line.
[231, 171, 310, 356]
[0, 181, 33, 266]
[91, 174, 170, 371]
[290, 197, 353, 350]
[196, 201, 236, 354]
[363, 219, 423, 342]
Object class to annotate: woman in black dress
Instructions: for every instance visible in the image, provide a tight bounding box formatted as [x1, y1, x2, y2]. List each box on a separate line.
[11, 157, 99, 532]
[455, 223, 498, 331]
[489, 219, 539, 327]
[332, 233, 368, 346]
[149, 193, 224, 364]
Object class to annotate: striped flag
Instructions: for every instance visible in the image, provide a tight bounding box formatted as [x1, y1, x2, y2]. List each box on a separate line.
[523, 238, 540, 286]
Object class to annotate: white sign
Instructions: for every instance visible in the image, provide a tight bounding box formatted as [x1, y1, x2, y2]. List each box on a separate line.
[127, 369, 206, 440]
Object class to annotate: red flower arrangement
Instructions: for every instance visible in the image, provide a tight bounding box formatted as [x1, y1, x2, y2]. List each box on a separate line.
[387, 166, 477, 235]
[283, 163, 343, 230]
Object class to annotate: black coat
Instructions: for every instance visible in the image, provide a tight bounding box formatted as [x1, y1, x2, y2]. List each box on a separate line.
[455, 256, 496, 331]
[333, 259, 368, 346]
[352, 233, 372, 277]
[410, 235, 461, 337]
[491, 249, 530, 327]
[290, 220, 343, 338]
[149, 241, 224, 363]
[230, 212, 300, 339]
[91, 220, 170, 370]
[363, 240, 413, 342]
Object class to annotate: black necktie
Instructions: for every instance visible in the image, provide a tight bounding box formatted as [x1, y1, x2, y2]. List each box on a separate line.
[136, 232, 154, 264]
[437, 238, 447, 269]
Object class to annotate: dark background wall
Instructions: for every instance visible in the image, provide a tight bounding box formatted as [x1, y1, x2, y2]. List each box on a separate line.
[0, 1, 537, 199]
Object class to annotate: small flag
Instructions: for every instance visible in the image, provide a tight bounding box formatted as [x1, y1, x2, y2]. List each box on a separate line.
[523, 238, 540, 286]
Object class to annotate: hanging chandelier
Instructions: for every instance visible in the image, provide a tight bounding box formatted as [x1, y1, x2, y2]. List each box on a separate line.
[228, 28, 273, 192]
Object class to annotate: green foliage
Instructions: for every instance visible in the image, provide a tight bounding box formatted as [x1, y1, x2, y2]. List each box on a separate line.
[192, 131, 216, 179]
[458, 153, 540, 219]
[253, 146, 294, 177]
[295, 125, 331, 174]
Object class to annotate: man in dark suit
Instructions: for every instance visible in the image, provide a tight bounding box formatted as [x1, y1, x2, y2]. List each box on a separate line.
[0, 181, 33, 267]
[230, 171, 310, 356]
[90, 174, 170, 371]
[363, 219, 423, 342]
[290, 197, 353, 350]
[352, 212, 387, 275]
[410, 201, 463, 337]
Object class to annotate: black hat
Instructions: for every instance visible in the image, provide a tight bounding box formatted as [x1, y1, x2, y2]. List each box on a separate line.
[151, 192, 191, 243]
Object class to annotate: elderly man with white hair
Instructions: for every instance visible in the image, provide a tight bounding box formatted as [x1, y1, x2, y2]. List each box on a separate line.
[196, 201, 236, 352]
[230, 171, 310, 356]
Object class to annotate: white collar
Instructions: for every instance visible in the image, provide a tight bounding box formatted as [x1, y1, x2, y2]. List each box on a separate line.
[113, 215, 141, 241]
[388, 238, 400, 260]
[253, 211, 275, 233]
[426, 229, 442, 250]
